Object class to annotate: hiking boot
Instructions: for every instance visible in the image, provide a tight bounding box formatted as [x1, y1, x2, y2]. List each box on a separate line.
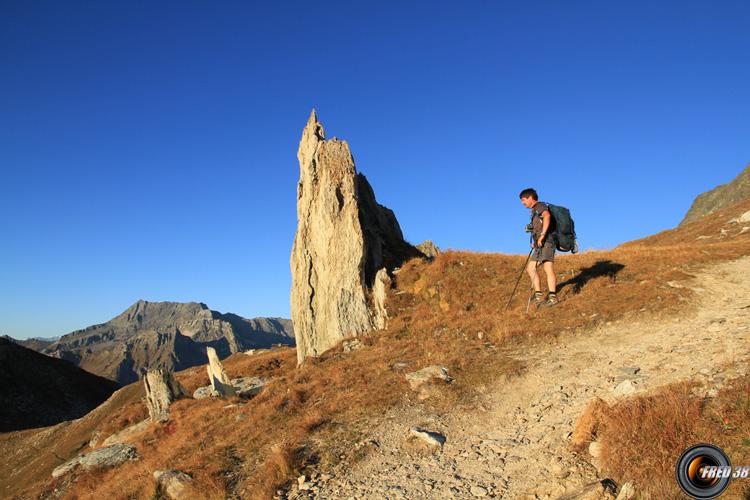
[532, 291, 545, 305]
[544, 292, 559, 306]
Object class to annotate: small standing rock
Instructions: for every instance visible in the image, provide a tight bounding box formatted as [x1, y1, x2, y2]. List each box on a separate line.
[207, 346, 236, 397]
[144, 369, 190, 422]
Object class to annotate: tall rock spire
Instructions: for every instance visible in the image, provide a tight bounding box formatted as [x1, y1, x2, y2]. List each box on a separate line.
[290, 110, 419, 364]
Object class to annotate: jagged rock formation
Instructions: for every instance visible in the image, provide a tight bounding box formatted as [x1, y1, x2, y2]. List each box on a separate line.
[415, 240, 440, 260]
[206, 347, 236, 397]
[290, 110, 421, 364]
[143, 369, 190, 422]
[681, 163, 750, 225]
[19, 300, 294, 385]
[0, 337, 119, 432]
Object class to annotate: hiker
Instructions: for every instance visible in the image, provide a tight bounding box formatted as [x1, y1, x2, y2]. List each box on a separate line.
[519, 188, 558, 306]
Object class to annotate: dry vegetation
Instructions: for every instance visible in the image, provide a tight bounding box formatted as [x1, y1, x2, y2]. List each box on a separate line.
[591, 377, 750, 498]
[4, 199, 750, 499]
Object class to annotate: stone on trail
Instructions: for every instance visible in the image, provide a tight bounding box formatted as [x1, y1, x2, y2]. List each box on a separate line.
[409, 427, 446, 449]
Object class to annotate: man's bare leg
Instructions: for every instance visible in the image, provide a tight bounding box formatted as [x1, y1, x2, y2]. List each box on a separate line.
[542, 261, 557, 293]
[526, 260, 541, 292]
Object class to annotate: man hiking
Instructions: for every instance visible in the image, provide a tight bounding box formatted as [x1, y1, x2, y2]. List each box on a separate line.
[519, 188, 558, 306]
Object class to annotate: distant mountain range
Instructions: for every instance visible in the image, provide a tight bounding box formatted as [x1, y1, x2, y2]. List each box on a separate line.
[0, 337, 119, 432]
[7, 300, 294, 385]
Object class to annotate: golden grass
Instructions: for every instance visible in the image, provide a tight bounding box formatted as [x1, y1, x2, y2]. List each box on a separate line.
[6, 199, 750, 499]
[591, 377, 750, 498]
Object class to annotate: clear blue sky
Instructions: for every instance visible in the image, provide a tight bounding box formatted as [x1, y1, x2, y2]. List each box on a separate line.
[1, 1, 748, 339]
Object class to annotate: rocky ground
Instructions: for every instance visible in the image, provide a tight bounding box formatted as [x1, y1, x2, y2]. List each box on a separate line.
[283, 256, 750, 499]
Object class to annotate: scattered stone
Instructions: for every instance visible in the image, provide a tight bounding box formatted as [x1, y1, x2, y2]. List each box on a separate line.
[206, 346, 236, 397]
[290, 110, 420, 364]
[231, 376, 266, 398]
[588, 441, 602, 458]
[613, 379, 636, 397]
[153, 470, 196, 499]
[102, 418, 150, 446]
[616, 482, 635, 500]
[342, 338, 363, 353]
[406, 366, 453, 389]
[143, 369, 190, 422]
[416, 240, 441, 260]
[52, 444, 139, 478]
[409, 427, 446, 449]
[618, 367, 641, 377]
[470, 485, 488, 497]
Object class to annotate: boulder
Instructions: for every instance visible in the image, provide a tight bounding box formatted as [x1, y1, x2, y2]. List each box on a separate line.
[406, 365, 453, 389]
[206, 346, 236, 397]
[143, 369, 190, 422]
[52, 444, 139, 478]
[153, 470, 197, 499]
[290, 110, 419, 364]
[193, 376, 266, 400]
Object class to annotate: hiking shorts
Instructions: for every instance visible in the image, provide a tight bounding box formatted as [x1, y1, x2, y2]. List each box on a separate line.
[531, 239, 555, 262]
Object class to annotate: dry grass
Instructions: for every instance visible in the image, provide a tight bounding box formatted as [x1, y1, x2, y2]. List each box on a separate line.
[592, 377, 750, 498]
[5, 199, 750, 499]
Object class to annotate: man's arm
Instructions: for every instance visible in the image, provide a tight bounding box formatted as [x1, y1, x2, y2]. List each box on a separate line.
[538, 210, 551, 247]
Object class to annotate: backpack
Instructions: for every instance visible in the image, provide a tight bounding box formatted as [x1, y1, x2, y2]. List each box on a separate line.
[534, 202, 578, 253]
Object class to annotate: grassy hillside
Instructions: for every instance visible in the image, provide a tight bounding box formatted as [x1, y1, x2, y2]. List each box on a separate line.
[3, 199, 750, 499]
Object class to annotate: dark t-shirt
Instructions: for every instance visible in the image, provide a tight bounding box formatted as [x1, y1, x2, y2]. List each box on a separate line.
[530, 201, 550, 236]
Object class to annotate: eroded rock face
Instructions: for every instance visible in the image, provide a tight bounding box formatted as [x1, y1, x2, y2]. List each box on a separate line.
[290, 110, 419, 364]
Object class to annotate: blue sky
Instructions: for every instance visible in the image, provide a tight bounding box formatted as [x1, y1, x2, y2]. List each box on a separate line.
[1, 1, 748, 339]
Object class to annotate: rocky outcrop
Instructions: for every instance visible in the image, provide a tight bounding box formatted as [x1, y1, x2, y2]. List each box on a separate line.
[52, 444, 139, 478]
[681, 163, 750, 225]
[143, 369, 190, 422]
[290, 110, 421, 364]
[415, 240, 440, 260]
[0, 337, 119, 432]
[24, 300, 294, 385]
[206, 347, 236, 397]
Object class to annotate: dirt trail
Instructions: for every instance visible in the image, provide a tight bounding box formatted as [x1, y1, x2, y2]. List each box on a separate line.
[308, 256, 750, 499]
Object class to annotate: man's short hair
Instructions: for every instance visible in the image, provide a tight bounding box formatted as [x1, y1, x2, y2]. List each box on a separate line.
[519, 188, 538, 200]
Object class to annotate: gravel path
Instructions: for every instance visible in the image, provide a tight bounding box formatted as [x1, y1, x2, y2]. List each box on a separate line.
[292, 256, 750, 499]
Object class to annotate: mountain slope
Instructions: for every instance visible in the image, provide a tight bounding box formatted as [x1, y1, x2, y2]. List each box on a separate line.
[681, 162, 750, 225]
[4, 200, 750, 499]
[0, 337, 119, 432]
[35, 300, 294, 385]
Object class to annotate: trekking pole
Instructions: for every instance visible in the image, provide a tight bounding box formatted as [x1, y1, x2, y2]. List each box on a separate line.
[505, 248, 534, 311]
